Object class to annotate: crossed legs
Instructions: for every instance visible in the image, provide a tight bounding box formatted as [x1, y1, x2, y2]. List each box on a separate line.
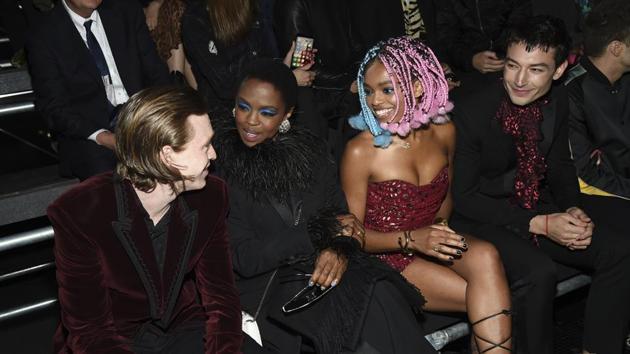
[402, 237, 512, 352]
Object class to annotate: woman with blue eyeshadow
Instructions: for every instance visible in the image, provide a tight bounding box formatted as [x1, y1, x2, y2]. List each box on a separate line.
[213, 58, 439, 353]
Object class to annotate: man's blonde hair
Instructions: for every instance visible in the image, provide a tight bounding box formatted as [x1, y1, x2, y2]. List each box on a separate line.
[115, 86, 208, 192]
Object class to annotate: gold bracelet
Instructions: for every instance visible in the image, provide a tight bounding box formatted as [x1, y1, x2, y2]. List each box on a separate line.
[397, 230, 415, 257]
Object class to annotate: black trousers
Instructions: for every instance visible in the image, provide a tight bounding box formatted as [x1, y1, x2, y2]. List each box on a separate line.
[452, 209, 630, 354]
[69, 147, 117, 181]
[579, 193, 630, 236]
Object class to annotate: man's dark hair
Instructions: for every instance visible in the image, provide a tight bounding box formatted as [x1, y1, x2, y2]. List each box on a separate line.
[583, 0, 630, 57]
[505, 15, 571, 66]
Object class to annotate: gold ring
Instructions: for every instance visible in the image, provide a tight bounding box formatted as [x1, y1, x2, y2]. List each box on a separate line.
[435, 218, 449, 227]
[433, 246, 439, 252]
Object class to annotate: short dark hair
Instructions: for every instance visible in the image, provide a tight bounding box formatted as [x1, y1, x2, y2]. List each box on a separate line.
[115, 86, 208, 192]
[238, 58, 298, 110]
[583, 0, 630, 57]
[505, 15, 571, 66]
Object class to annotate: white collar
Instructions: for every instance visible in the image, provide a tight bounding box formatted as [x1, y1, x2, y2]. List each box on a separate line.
[62, 0, 100, 29]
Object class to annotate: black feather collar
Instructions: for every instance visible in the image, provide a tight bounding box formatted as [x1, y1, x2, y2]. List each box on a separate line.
[215, 119, 327, 202]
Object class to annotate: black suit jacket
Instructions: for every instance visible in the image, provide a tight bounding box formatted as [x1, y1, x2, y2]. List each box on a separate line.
[26, 0, 169, 176]
[451, 81, 580, 236]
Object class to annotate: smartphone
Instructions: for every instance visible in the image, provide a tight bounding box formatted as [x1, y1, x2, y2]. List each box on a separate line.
[291, 36, 315, 69]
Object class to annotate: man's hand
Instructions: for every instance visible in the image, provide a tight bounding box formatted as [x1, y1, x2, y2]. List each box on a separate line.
[311, 249, 347, 289]
[530, 212, 592, 249]
[95, 131, 116, 150]
[565, 207, 594, 250]
[472, 51, 505, 74]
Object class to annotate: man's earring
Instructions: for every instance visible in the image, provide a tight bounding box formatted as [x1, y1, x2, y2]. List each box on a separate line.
[232, 107, 236, 117]
[279, 119, 291, 134]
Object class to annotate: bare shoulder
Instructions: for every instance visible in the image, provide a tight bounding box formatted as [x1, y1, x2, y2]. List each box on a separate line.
[431, 121, 456, 150]
[343, 131, 377, 163]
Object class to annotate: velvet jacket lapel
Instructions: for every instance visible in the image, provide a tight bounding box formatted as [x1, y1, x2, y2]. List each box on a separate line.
[159, 198, 198, 329]
[111, 177, 199, 329]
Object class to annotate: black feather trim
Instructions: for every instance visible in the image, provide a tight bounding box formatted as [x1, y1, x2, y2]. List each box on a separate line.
[214, 117, 328, 202]
[306, 205, 345, 251]
[329, 236, 361, 258]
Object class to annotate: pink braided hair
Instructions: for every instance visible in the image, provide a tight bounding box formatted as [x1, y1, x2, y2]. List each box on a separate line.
[376, 37, 453, 136]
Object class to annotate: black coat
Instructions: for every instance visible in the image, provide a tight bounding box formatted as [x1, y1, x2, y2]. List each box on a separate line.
[26, 0, 170, 177]
[182, 0, 278, 115]
[451, 81, 580, 236]
[226, 155, 346, 309]
[435, 0, 532, 72]
[214, 126, 426, 353]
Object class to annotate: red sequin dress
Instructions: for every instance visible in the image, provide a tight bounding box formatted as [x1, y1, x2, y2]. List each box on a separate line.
[364, 167, 449, 272]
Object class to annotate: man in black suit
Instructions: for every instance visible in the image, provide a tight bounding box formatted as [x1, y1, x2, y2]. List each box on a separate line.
[450, 16, 630, 354]
[26, 0, 170, 180]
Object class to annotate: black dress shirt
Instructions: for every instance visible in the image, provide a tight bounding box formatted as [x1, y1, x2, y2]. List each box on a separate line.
[146, 207, 172, 274]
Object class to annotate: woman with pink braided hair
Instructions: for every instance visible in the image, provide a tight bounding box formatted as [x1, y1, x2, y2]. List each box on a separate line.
[342, 37, 512, 353]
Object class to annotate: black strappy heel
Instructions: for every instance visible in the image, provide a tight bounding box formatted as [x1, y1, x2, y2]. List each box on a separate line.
[470, 309, 512, 353]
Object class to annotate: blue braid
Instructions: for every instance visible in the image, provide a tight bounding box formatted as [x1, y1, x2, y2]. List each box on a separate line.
[354, 43, 392, 148]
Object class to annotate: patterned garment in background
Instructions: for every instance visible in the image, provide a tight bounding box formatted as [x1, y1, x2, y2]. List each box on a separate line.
[150, 0, 186, 62]
[401, 0, 426, 39]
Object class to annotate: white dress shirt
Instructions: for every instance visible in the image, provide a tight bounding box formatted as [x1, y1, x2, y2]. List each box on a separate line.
[62, 0, 129, 142]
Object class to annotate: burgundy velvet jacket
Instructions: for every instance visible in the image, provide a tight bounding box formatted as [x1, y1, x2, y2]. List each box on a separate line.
[47, 172, 242, 353]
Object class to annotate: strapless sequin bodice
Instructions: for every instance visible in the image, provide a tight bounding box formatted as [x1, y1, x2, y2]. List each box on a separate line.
[365, 167, 449, 271]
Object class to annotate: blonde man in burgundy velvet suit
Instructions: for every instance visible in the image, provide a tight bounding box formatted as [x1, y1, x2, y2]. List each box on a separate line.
[48, 87, 242, 353]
